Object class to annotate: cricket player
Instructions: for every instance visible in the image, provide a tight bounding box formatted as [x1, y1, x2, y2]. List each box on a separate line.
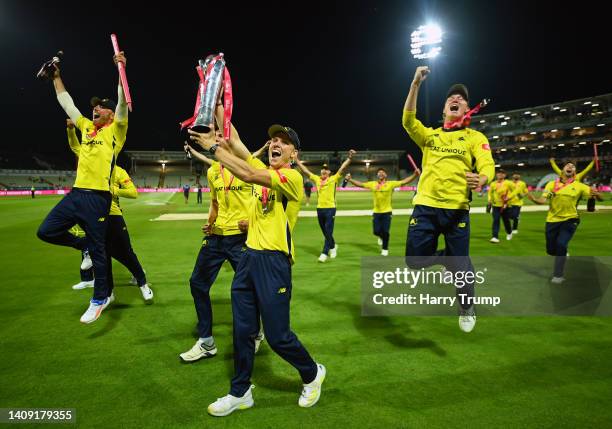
[295, 150, 356, 262]
[528, 162, 596, 282]
[66, 120, 152, 302]
[550, 157, 594, 182]
[345, 168, 419, 256]
[180, 137, 262, 363]
[402, 66, 495, 333]
[507, 172, 528, 234]
[488, 169, 517, 243]
[188, 124, 325, 416]
[37, 51, 128, 324]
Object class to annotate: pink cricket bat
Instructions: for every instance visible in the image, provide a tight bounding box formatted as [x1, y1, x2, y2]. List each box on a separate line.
[111, 34, 132, 112]
[407, 154, 419, 172]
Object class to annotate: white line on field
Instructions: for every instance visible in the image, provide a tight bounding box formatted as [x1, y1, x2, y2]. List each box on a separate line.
[151, 204, 612, 221]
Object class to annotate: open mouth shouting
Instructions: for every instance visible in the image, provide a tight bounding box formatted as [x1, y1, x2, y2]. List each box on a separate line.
[270, 147, 282, 159]
[449, 102, 460, 113]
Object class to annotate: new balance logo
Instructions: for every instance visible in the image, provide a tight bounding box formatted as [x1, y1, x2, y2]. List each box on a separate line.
[409, 217, 418, 226]
[458, 222, 466, 228]
[98, 217, 106, 222]
[278, 288, 287, 294]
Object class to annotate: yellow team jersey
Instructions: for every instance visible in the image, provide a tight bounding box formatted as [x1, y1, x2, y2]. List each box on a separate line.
[246, 157, 303, 263]
[508, 180, 528, 206]
[550, 159, 594, 182]
[68, 127, 135, 216]
[110, 166, 137, 216]
[488, 180, 516, 207]
[402, 110, 495, 210]
[309, 173, 341, 208]
[363, 180, 403, 213]
[542, 180, 591, 223]
[73, 116, 127, 192]
[207, 161, 252, 236]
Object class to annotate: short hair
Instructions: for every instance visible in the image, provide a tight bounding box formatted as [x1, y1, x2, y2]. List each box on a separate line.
[377, 168, 387, 173]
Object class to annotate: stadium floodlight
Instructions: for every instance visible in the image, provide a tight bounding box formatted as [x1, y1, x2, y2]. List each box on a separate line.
[597, 123, 605, 127]
[530, 132, 537, 135]
[551, 129, 558, 132]
[538, 145, 545, 148]
[524, 111, 531, 115]
[498, 115, 505, 118]
[553, 106, 560, 110]
[573, 126, 581, 130]
[592, 103, 599, 107]
[494, 164, 501, 168]
[577, 113, 583, 116]
[411, 24, 443, 60]
[560, 108, 567, 112]
[579, 141, 587, 145]
[517, 163, 525, 166]
[501, 121, 507, 126]
[493, 135, 499, 139]
[519, 146, 526, 150]
[531, 113, 538, 117]
[584, 101, 592, 105]
[603, 139, 610, 143]
[480, 120, 486, 123]
[500, 148, 507, 152]
[558, 143, 565, 147]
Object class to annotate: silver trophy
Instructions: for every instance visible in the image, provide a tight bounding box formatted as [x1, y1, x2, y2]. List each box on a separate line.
[192, 54, 226, 133]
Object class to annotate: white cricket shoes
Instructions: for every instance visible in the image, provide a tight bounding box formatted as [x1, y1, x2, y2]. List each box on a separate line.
[299, 363, 326, 408]
[208, 386, 255, 417]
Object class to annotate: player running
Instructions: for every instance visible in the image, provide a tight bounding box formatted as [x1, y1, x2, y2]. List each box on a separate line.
[402, 66, 495, 333]
[295, 150, 356, 262]
[488, 169, 517, 243]
[345, 168, 419, 256]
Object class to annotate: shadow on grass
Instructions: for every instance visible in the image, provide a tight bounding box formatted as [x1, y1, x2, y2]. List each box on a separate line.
[87, 303, 127, 338]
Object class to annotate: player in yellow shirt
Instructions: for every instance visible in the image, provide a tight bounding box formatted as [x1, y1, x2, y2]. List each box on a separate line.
[37, 51, 128, 324]
[295, 150, 356, 262]
[402, 66, 495, 333]
[550, 157, 594, 182]
[66, 120, 152, 303]
[487, 169, 518, 243]
[528, 162, 596, 283]
[345, 168, 419, 256]
[188, 122, 325, 416]
[180, 138, 257, 363]
[507, 172, 528, 234]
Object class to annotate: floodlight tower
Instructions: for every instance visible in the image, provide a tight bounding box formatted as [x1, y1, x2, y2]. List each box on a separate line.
[411, 24, 443, 124]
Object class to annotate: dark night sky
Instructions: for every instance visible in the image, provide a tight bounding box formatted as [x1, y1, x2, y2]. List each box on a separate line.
[2, 0, 610, 155]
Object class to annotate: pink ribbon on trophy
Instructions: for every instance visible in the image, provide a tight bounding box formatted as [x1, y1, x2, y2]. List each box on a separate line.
[180, 54, 233, 140]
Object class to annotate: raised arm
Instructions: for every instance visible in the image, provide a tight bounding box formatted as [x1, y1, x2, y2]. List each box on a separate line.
[66, 119, 80, 156]
[188, 129, 273, 188]
[294, 154, 316, 178]
[549, 158, 562, 176]
[113, 52, 128, 122]
[52, 66, 82, 123]
[403, 66, 429, 112]
[345, 173, 366, 188]
[576, 160, 595, 182]
[399, 169, 420, 185]
[252, 141, 270, 159]
[336, 150, 356, 177]
[214, 104, 250, 160]
[185, 143, 214, 166]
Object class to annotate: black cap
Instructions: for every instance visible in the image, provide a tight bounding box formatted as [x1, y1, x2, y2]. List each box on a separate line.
[268, 124, 301, 149]
[90, 97, 116, 111]
[446, 84, 469, 102]
[322, 163, 329, 169]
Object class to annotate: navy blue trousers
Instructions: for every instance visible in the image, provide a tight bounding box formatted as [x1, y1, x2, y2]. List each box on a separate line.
[190, 234, 246, 339]
[405, 205, 475, 310]
[509, 205, 521, 230]
[317, 208, 336, 254]
[37, 188, 111, 301]
[373, 212, 392, 250]
[230, 249, 317, 397]
[80, 215, 147, 291]
[491, 206, 512, 238]
[546, 219, 579, 277]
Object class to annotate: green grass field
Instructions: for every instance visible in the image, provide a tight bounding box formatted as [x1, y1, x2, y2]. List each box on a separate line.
[1, 191, 612, 428]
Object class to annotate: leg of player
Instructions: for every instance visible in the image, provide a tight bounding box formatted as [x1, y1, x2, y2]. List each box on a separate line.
[501, 208, 513, 241]
[326, 208, 337, 259]
[440, 209, 476, 333]
[380, 212, 392, 256]
[405, 206, 441, 269]
[511, 206, 521, 234]
[107, 215, 152, 303]
[73, 250, 95, 290]
[547, 219, 579, 283]
[180, 235, 226, 362]
[490, 206, 501, 243]
[316, 209, 330, 262]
